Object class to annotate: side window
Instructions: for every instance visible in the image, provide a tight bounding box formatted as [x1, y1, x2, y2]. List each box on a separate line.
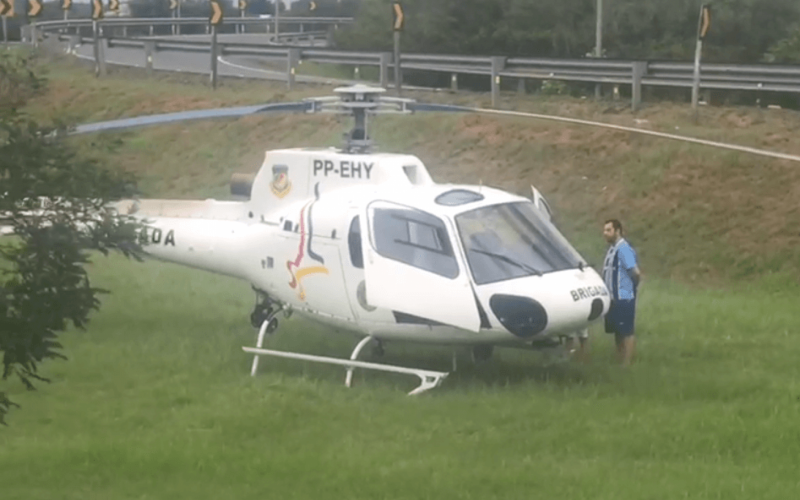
[348, 216, 363, 269]
[370, 204, 458, 279]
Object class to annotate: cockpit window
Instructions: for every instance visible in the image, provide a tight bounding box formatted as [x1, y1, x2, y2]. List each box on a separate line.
[455, 201, 585, 285]
[370, 204, 459, 279]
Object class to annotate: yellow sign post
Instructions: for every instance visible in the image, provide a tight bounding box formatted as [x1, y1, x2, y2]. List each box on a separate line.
[392, 2, 404, 94]
[28, 0, 42, 17]
[210, 0, 223, 89]
[239, 0, 247, 34]
[0, 0, 13, 45]
[699, 4, 711, 41]
[28, 0, 42, 47]
[92, 0, 103, 19]
[692, 4, 712, 116]
[170, 0, 181, 35]
[210, 0, 223, 25]
[91, 0, 103, 77]
[392, 1, 403, 31]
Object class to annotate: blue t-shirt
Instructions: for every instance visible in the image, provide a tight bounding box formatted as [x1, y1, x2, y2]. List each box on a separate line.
[603, 239, 638, 300]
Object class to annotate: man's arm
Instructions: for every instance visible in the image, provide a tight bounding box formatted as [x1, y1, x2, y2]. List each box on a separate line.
[629, 266, 642, 288]
[619, 246, 642, 292]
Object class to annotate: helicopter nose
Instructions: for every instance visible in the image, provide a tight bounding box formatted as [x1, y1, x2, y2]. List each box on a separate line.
[488, 294, 548, 338]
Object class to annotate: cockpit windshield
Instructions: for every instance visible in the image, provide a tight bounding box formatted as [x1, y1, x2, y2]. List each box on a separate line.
[455, 201, 586, 285]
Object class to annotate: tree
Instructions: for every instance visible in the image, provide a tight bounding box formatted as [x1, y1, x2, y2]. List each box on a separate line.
[335, 0, 800, 63]
[765, 25, 800, 62]
[0, 50, 144, 425]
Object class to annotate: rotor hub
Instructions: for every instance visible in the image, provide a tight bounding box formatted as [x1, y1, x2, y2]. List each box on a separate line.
[303, 84, 415, 154]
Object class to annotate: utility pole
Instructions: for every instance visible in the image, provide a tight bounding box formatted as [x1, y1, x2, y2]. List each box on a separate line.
[594, 0, 602, 99]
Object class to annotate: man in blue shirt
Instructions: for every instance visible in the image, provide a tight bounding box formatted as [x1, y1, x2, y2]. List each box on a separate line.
[602, 219, 642, 367]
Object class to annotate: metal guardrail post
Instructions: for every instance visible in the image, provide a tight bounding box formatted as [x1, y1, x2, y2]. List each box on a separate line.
[92, 21, 100, 77]
[517, 78, 526, 95]
[287, 47, 300, 90]
[68, 34, 80, 54]
[379, 52, 391, 88]
[210, 25, 218, 89]
[144, 40, 155, 75]
[491, 56, 506, 108]
[451, 74, 458, 92]
[632, 61, 647, 111]
[98, 38, 108, 76]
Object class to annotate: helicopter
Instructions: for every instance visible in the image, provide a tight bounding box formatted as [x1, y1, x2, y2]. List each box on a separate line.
[17, 84, 614, 395]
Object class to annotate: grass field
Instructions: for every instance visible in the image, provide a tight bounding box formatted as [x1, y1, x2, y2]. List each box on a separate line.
[2, 254, 800, 499]
[2, 48, 800, 499]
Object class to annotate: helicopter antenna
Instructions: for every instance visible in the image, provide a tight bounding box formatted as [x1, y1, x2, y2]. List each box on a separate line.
[303, 84, 415, 154]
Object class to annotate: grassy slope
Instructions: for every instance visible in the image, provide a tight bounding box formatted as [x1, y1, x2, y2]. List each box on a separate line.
[23, 51, 800, 288]
[2, 50, 800, 499]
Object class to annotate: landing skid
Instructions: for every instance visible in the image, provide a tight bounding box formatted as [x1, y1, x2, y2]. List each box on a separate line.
[245, 322, 449, 396]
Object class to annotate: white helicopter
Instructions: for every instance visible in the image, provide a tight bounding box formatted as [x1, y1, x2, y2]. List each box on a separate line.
[43, 85, 614, 394]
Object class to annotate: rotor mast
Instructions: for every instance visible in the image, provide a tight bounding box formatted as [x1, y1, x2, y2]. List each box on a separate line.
[304, 84, 415, 154]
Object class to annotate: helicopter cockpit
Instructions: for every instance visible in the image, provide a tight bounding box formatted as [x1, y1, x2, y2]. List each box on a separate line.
[360, 186, 588, 288]
[455, 201, 586, 285]
[355, 184, 605, 338]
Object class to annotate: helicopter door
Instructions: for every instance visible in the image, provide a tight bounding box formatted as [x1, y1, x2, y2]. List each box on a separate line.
[531, 185, 553, 222]
[360, 201, 481, 332]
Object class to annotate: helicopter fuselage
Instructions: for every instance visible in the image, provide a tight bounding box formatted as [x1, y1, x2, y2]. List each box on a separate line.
[118, 147, 611, 348]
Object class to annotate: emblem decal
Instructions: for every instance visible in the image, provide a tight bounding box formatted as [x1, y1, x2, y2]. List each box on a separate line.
[287, 184, 329, 300]
[270, 164, 292, 198]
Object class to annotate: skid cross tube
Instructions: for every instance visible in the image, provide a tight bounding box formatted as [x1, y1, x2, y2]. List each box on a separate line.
[243, 345, 449, 395]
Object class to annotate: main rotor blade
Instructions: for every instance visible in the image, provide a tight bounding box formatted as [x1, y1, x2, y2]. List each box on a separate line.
[70, 101, 313, 135]
[406, 103, 473, 113]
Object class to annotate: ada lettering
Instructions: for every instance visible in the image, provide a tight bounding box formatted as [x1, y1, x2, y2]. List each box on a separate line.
[138, 227, 176, 246]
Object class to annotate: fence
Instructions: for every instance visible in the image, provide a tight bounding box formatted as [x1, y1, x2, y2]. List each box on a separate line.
[26, 17, 800, 110]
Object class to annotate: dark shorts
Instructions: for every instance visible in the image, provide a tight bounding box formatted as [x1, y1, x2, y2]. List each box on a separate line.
[605, 299, 636, 337]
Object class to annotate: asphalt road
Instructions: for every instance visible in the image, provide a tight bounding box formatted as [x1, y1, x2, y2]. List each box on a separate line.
[65, 38, 364, 86]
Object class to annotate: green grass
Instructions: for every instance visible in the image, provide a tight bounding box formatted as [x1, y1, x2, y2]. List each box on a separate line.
[1, 255, 800, 499]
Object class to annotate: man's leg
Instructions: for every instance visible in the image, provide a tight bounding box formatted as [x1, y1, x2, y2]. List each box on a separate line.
[606, 302, 619, 361]
[616, 300, 636, 366]
[614, 334, 625, 362]
[621, 334, 636, 367]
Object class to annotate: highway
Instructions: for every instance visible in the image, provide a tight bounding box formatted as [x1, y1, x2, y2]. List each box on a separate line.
[66, 37, 362, 86]
[60, 35, 442, 91]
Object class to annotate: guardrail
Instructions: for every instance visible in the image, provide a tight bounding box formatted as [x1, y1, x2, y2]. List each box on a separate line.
[29, 17, 800, 110]
[26, 16, 350, 40]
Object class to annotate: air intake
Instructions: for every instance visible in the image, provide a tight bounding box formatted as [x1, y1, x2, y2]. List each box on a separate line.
[230, 173, 256, 198]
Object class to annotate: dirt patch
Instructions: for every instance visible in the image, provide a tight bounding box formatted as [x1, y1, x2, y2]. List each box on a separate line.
[723, 112, 755, 128]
